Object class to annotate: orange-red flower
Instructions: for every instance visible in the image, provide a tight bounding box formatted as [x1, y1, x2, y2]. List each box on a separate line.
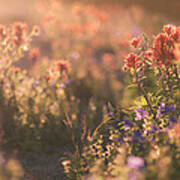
[56, 60, 70, 74]
[12, 22, 28, 46]
[122, 53, 141, 71]
[173, 43, 180, 60]
[29, 48, 40, 62]
[13, 67, 21, 73]
[0, 24, 9, 41]
[152, 33, 174, 66]
[130, 37, 140, 48]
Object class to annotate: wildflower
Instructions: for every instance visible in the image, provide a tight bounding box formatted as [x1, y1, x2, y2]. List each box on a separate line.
[12, 22, 28, 46]
[152, 125, 159, 131]
[122, 53, 141, 72]
[169, 115, 177, 123]
[13, 67, 21, 73]
[134, 106, 148, 121]
[124, 119, 133, 130]
[127, 156, 144, 169]
[165, 124, 174, 132]
[108, 111, 115, 118]
[56, 60, 70, 74]
[46, 74, 53, 81]
[70, 52, 80, 60]
[0, 24, 9, 41]
[129, 171, 142, 180]
[173, 43, 180, 60]
[146, 125, 160, 135]
[29, 48, 40, 62]
[144, 49, 153, 59]
[132, 130, 143, 143]
[163, 24, 176, 36]
[173, 27, 180, 42]
[156, 103, 175, 118]
[153, 33, 170, 63]
[33, 81, 40, 87]
[175, 121, 180, 139]
[65, 78, 71, 84]
[4, 83, 10, 89]
[32, 25, 40, 36]
[130, 37, 140, 48]
[102, 53, 114, 66]
[152, 26, 180, 66]
[60, 83, 65, 88]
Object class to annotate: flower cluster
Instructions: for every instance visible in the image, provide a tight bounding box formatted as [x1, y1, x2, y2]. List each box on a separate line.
[152, 24, 180, 66]
[65, 25, 180, 180]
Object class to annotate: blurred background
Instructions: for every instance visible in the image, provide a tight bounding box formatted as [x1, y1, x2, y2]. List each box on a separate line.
[1, 0, 180, 23]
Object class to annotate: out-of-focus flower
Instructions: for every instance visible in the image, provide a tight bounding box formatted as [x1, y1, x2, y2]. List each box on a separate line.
[33, 81, 40, 87]
[69, 52, 80, 60]
[13, 67, 21, 73]
[65, 78, 71, 84]
[56, 60, 70, 74]
[127, 156, 144, 169]
[46, 74, 53, 81]
[60, 83, 65, 88]
[0, 24, 9, 41]
[29, 48, 40, 62]
[4, 83, 10, 89]
[32, 25, 40, 36]
[12, 22, 28, 46]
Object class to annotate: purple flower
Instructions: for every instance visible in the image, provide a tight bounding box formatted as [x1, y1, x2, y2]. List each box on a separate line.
[4, 83, 10, 89]
[51, 80, 56, 86]
[129, 171, 140, 180]
[127, 156, 144, 169]
[60, 83, 65, 88]
[124, 119, 133, 130]
[146, 130, 155, 135]
[152, 125, 159, 131]
[134, 106, 148, 120]
[157, 103, 176, 118]
[147, 125, 160, 135]
[132, 131, 143, 142]
[165, 124, 174, 132]
[108, 112, 115, 120]
[33, 81, 40, 87]
[169, 115, 177, 123]
[70, 52, 80, 60]
[65, 78, 71, 84]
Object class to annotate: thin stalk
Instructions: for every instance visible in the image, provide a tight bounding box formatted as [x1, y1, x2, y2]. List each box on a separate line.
[135, 72, 156, 119]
